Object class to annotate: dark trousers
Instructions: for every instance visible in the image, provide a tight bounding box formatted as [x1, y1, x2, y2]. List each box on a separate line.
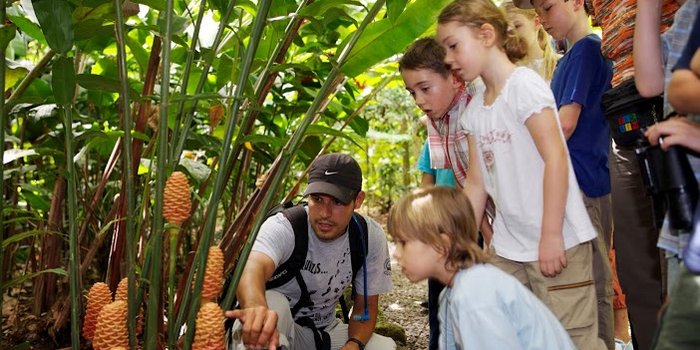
[611, 147, 664, 350]
[427, 278, 444, 350]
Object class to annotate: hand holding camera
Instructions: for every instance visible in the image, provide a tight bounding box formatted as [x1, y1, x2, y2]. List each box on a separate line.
[644, 118, 700, 274]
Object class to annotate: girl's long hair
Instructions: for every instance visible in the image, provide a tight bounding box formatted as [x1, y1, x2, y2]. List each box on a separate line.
[387, 186, 485, 271]
[501, 2, 558, 81]
[438, 0, 527, 63]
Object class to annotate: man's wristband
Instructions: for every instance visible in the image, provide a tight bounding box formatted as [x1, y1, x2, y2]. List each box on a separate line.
[346, 337, 365, 350]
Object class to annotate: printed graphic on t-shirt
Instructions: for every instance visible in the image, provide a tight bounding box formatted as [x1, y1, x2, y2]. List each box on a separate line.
[477, 129, 512, 173]
[295, 245, 352, 325]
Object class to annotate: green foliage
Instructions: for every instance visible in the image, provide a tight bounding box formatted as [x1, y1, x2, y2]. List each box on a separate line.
[340, 0, 452, 77]
[359, 84, 423, 211]
[32, 0, 74, 53]
[1, 0, 436, 346]
[51, 56, 75, 105]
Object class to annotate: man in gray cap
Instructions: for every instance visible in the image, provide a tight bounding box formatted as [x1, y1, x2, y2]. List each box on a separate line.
[227, 153, 395, 350]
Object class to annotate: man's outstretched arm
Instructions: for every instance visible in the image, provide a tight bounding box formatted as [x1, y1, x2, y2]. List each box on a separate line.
[343, 294, 380, 350]
[225, 251, 279, 349]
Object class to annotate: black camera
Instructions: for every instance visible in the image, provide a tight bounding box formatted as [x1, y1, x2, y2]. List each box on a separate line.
[602, 80, 698, 232]
[635, 139, 698, 231]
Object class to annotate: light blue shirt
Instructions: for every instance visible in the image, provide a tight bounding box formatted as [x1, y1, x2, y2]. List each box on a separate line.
[438, 264, 575, 350]
[417, 139, 456, 188]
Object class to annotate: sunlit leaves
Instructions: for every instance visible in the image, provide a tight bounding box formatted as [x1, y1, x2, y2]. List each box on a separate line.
[340, 0, 452, 77]
[386, 0, 408, 23]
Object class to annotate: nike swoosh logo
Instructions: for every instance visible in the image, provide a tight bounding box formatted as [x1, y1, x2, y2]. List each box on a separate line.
[325, 170, 339, 175]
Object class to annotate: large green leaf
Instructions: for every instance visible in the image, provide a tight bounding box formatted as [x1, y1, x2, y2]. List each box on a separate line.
[51, 56, 76, 106]
[241, 134, 286, 148]
[298, 0, 363, 16]
[20, 186, 50, 212]
[73, 2, 115, 22]
[349, 116, 370, 137]
[132, 0, 166, 11]
[74, 20, 114, 41]
[386, 0, 408, 23]
[340, 0, 452, 77]
[7, 15, 47, 44]
[0, 23, 17, 53]
[76, 73, 141, 98]
[305, 124, 363, 149]
[126, 35, 149, 74]
[5, 58, 30, 90]
[32, 0, 74, 53]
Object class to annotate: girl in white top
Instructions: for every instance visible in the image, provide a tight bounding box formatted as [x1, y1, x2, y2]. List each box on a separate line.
[437, 1, 603, 349]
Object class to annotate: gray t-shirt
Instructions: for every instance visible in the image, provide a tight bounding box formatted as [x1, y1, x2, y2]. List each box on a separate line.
[253, 207, 393, 328]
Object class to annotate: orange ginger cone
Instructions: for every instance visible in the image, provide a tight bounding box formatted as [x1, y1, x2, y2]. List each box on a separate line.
[93, 301, 128, 350]
[163, 171, 192, 226]
[201, 246, 225, 302]
[83, 282, 113, 341]
[193, 302, 225, 350]
[114, 277, 129, 302]
[114, 277, 144, 335]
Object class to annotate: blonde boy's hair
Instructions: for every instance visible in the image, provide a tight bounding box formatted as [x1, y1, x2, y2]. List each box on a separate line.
[438, 0, 527, 63]
[501, 2, 558, 81]
[388, 186, 485, 271]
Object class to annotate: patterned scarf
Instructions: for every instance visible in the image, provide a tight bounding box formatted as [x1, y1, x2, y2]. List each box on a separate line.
[426, 84, 472, 188]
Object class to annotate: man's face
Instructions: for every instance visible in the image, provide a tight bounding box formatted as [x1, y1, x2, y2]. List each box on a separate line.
[307, 192, 364, 241]
[532, 0, 576, 41]
[402, 68, 460, 120]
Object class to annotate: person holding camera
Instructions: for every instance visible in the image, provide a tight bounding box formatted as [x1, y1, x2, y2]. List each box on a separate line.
[635, 0, 698, 296]
[642, 15, 700, 348]
[586, 1, 679, 348]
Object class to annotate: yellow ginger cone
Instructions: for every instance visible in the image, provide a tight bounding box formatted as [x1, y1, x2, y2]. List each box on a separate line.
[193, 302, 225, 350]
[163, 171, 192, 226]
[201, 246, 225, 301]
[114, 277, 144, 335]
[93, 301, 128, 350]
[83, 282, 113, 341]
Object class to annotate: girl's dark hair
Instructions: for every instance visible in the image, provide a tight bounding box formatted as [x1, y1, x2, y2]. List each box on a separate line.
[388, 186, 485, 271]
[399, 37, 451, 77]
[438, 0, 527, 63]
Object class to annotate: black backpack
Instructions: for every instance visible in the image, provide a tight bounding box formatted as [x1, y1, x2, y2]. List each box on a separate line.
[264, 202, 368, 321]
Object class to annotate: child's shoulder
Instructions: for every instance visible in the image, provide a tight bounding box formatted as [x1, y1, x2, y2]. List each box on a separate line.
[458, 264, 518, 288]
[506, 67, 552, 97]
[581, 34, 602, 47]
[570, 35, 604, 56]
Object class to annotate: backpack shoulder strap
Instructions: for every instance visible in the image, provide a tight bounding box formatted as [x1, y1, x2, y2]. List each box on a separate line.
[265, 205, 308, 289]
[348, 213, 369, 282]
